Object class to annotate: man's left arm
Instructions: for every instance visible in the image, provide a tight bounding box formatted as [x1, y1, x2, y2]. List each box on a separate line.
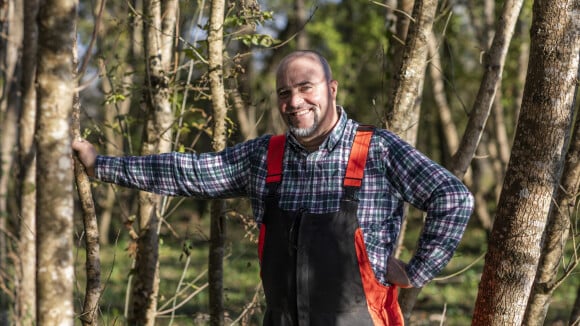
[404, 175, 474, 287]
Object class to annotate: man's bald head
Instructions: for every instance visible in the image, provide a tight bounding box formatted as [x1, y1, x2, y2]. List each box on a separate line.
[276, 50, 333, 83]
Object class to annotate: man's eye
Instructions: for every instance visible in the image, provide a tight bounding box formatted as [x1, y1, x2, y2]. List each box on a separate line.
[299, 85, 313, 92]
[278, 90, 290, 98]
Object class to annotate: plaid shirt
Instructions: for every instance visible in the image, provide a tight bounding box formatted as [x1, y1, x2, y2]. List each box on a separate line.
[96, 107, 474, 287]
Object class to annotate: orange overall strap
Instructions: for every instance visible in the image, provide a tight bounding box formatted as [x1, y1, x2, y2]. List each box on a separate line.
[266, 135, 286, 184]
[344, 127, 374, 188]
[260, 134, 286, 264]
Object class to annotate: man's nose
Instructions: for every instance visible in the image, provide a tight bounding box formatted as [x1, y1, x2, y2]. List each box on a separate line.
[289, 92, 304, 108]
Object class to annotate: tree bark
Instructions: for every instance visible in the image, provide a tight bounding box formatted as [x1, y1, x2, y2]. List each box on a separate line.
[384, 0, 437, 320]
[522, 20, 580, 325]
[72, 21, 101, 326]
[35, 0, 77, 324]
[471, 0, 580, 323]
[16, 0, 37, 323]
[385, 0, 414, 100]
[128, 1, 177, 324]
[0, 4, 23, 316]
[208, 0, 227, 324]
[385, 0, 434, 145]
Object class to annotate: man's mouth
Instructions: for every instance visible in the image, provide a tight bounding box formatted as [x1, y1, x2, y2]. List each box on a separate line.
[288, 107, 313, 117]
[291, 109, 310, 116]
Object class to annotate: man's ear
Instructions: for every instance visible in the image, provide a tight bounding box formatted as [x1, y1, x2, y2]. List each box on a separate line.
[329, 79, 338, 98]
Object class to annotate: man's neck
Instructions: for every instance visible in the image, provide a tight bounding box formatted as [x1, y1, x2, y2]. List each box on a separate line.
[294, 106, 341, 152]
[297, 120, 339, 152]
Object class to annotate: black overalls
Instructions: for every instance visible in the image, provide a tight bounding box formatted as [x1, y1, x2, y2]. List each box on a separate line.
[257, 127, 404, 326]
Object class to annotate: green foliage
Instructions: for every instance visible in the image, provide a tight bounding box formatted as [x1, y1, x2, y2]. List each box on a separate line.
[301, 1, 392, 123]
[224, 10, 275, 28]
[237, 34, 281, 48]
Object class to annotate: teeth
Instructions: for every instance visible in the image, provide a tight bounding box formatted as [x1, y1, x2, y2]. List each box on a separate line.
[293, 110, 310, 116]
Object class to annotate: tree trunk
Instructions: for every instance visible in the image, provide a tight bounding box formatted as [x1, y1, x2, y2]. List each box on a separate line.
[128, 1, 177, 324]
[293, 0, 309, 50]
[522, 92, 579, 325]
[16, 0, 37, 323]
[383, 0, 437, 320]
[471, 0, 580, 323]
[208, 0, 227, 323]
[0, 4, 23, 320]
[385, 0, 433, 145]
[427, 33, 459, 155]
[389, 0, 414, 261]
[385, 0, 414, 101]
[72, 24, 102, 326]
[35, 0, 77, 324]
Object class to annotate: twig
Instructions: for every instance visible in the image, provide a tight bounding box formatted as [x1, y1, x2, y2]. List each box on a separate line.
[229, 283, 263, 325]
[370, 1, 415, 22]
[434, 252, 486, 281]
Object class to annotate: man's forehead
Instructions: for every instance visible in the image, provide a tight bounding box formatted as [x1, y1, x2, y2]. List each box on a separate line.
[277, 56, 324, 85]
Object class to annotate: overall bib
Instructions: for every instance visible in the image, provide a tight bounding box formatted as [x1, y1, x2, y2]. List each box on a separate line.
[258, 127, 404, 326]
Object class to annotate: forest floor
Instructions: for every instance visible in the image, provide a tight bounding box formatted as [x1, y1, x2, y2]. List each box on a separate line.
[73, 203, 578, 326]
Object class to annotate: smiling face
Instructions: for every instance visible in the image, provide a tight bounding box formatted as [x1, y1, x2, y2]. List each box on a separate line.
[276, 52, 339, 147]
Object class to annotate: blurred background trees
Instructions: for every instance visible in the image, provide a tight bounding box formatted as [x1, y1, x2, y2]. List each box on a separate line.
[0, 0, 579, 324]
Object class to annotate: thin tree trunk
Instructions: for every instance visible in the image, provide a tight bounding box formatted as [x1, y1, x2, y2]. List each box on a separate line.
[427, 33, 459, 154]
[128, 1, 177, 324]
[471, 0, 580, 323]
[16, 0, 38, 323]
[208, 0, 227, 323]
[73, 109, 101, 326]
[384, 0, 437, 320]
[385, 0, 414, 99]
[385, 0, 433, 145]
[0, 4, 23, 319]
[35, 0, 77, 324]
[389, 0, 414, 262]
[293, 0, 309, 50]
[522, 65, 580, 326]
[72, 24, 101, 326]
[491, 89, 511, 177]
[472, 147, 494, 230]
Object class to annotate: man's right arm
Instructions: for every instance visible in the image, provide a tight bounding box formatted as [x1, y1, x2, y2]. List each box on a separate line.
[72, 136, 271, 198]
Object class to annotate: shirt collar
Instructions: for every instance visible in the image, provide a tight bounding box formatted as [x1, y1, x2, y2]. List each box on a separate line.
[286, 106, 348, 153]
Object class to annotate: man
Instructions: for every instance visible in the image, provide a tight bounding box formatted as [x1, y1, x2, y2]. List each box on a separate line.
[73, 50, 474, 325]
